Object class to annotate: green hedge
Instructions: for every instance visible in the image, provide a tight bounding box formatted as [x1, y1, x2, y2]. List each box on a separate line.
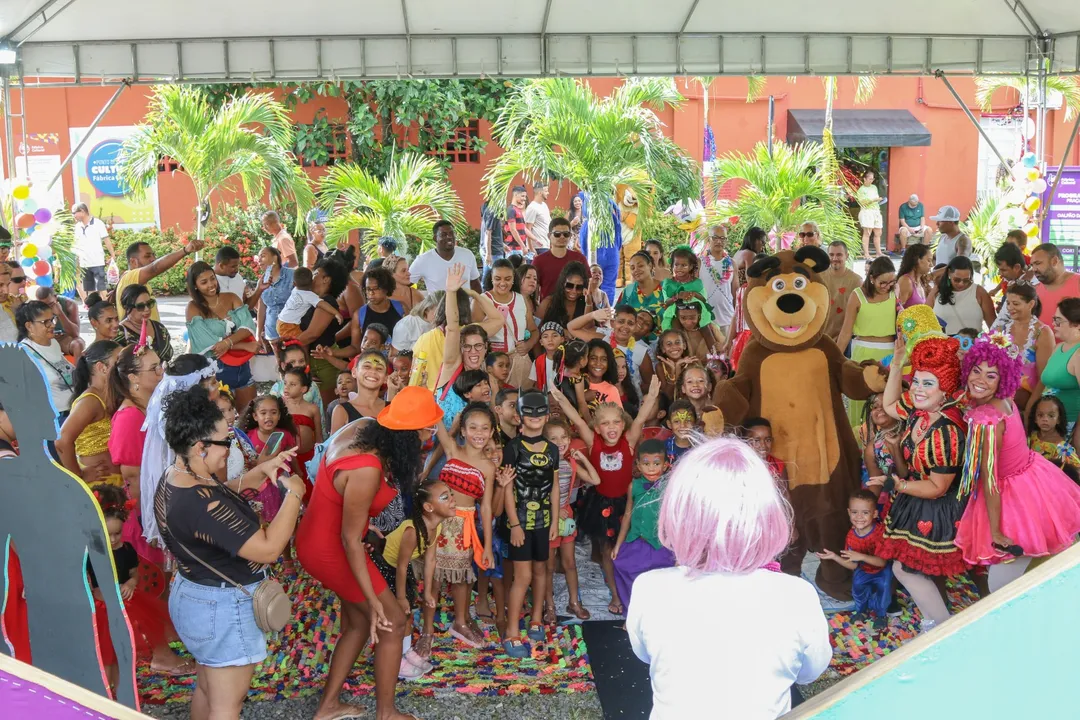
[111, 204, 296, 296]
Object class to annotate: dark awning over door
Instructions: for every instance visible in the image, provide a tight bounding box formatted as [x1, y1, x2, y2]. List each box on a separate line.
[786, 110, 932, 148]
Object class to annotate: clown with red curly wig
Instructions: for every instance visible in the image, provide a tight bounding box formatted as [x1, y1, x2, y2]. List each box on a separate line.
[954, 333, 1080, 593]
[872, 315, 969, 632]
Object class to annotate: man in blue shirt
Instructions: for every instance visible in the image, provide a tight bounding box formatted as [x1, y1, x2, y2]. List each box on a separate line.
[898, 194, 931, 247]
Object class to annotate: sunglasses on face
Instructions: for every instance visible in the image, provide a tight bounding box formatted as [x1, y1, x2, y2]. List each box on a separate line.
[10, 276, 26, 284]
[200, 438, 232, 449]
[798, 231, 817, 238]
[552, 231, 572, 239]
[132, 299, 157, 311]
[565, 282, 585, 291]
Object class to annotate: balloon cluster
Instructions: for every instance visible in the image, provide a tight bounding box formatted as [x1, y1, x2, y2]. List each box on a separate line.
[1001, 150, 1046, 248]
[9, 180, 58, 288]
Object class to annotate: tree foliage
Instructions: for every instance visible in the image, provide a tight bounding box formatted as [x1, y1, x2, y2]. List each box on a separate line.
[117, 85, 314, 237]
[975, 75, 1080, 122]
[711, 141, 860, 254]
[483, 77, 699, 253]
[317, 153, 463, 255]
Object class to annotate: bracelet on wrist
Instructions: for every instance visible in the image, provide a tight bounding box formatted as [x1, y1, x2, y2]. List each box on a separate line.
[509, 523, 520, 528]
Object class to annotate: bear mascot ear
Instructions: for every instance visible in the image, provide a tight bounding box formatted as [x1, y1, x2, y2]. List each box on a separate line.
[746, 254, 781, 279]
[793, 245, 831, 274]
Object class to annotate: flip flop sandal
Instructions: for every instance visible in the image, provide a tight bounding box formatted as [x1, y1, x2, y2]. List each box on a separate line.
[568, 602, 591, 620]
[320, 706, 368, 720]
[607, 600, 624, 615]
[543, 606, 557, 624]
[151, 659, 197, 677]
[449, 625, 483, 648]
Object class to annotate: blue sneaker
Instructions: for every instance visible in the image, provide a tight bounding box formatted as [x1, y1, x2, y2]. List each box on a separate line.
[503, 638, 530, 658]
[527, 624, 546, 642]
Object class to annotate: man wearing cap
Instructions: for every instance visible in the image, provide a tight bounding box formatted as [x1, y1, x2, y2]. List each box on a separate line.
[366, 236, 405, 272]
[898, 195, 931, 247]
[532, 217, 588, 299]
[504, 186, 529, 256]
[71, 203, 115, 302]
[931, 205, 970, 266]
[525, 181, 551, 254]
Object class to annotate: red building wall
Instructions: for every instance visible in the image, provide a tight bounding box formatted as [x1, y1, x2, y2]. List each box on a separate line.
[3, 76, 1078, 234]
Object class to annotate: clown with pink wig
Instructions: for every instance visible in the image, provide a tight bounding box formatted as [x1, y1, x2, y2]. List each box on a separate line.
[954, 333, 1080, 592]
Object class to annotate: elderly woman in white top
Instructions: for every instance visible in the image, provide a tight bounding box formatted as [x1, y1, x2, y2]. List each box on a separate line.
[391, 290, 442, 354]
[627, 437, 830, 719]
[16, 300, 75, 419]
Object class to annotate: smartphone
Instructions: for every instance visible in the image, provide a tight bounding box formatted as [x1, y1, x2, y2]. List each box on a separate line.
[262, 266, 272, 284]
[264, 431, 285, 457]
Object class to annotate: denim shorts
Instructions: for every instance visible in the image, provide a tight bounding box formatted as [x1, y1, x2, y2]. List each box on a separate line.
[169, 573, 268, 668]
[216, 361, 253, 390]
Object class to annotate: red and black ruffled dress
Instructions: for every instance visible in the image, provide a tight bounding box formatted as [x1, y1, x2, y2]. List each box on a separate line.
[877, 392, 970, 577]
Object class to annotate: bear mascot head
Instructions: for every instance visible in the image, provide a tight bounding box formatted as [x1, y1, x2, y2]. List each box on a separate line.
[744, 245, 832, 352]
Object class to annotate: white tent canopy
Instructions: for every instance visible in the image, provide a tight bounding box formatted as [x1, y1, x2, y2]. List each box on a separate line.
[1, 0, 1078, 85]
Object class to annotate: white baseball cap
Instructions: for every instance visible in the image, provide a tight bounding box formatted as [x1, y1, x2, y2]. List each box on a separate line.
[931, 205, 961, 222]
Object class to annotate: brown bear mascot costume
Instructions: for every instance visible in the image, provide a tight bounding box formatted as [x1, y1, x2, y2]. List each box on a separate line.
[713, 246, 885, 599]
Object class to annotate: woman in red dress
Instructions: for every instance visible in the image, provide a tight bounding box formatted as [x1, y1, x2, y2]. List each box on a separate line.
[296, 386, 442, 720]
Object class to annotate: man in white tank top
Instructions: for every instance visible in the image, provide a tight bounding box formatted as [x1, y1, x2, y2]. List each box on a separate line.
[930, 205, 970, 267]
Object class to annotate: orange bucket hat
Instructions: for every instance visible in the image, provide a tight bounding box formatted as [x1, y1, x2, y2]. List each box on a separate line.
[377, 385, 444, 430]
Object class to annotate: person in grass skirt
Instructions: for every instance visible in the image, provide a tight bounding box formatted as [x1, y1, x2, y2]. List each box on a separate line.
[871, 316, 968, 632]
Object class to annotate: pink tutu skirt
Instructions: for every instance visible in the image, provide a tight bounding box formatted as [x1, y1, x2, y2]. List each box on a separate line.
[956, 450, 1080, 565]
[122, 510, 165, 567]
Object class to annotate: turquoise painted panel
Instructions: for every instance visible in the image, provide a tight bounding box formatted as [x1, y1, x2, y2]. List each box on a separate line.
[808, 558, 1080, 719]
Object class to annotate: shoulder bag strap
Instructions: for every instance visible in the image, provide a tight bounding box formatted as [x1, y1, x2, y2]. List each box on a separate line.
[172, 538, 253, 598]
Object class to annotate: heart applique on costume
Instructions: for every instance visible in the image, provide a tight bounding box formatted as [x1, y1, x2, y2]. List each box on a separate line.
[917, 520, 933, 536]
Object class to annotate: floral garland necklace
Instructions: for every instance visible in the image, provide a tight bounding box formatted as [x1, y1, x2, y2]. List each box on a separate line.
[1006, 315, 1038, 364]
[703, 251, 733, 285]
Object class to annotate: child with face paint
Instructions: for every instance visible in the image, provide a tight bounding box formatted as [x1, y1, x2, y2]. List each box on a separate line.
[611, 439, 675, 609]
[665, 400, 697, 465]
[550, 375, 662, 616]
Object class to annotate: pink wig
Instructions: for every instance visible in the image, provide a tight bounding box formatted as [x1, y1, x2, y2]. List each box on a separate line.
[658, 437, 792, 574]
[961, 336, 1023, 399]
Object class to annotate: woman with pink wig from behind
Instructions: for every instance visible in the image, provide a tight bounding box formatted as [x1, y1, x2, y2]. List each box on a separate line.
[626, 437, 830, 719]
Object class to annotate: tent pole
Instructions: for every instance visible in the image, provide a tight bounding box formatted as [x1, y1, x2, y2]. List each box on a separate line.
[767, 95, 775, 158]
[1042, 109, 1080, 234]
[935, 71, 1011, 169]
[2, 75, 15, 232]
[47, 78, 129, 190]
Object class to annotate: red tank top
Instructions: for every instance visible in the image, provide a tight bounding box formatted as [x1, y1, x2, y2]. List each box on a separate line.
[589, 435, 634, 498]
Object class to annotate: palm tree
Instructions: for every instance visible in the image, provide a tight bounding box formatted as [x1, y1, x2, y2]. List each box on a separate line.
[976, 75, 1080, 121]
[318, 153, 463, 256]
[117, 85, 314, 242]
[962, 191, 1008, 271]
[711, 140, 860, 254]
[483, 77, 699, 261]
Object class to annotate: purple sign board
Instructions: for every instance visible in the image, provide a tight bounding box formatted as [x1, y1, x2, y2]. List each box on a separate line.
[1042, 166, 1080, 246]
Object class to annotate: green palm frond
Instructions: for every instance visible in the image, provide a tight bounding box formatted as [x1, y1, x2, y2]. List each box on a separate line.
[117, 85, 313, 235]
[711, 141, 860, 255]
[484, 77, 698, 252]
[962, 192, 1008, 271]
[47, 211, 78, 293]
[854, 75, 878, 105]
[319, 152, 463, 254]
[746, 76, 768, 103]
[976, 75, 1080, 121]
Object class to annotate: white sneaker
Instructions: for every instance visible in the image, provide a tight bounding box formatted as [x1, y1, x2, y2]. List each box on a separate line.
[919, 619, 937, 634]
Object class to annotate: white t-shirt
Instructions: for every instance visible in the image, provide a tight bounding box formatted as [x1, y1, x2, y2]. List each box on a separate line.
[20, 338, 75, 412]
[74, 217, 110, 267]
[278, 288, 324, 325]
[216, 273, 247, 300]
[524, 200, 551, 249]
[409, 247, 481, 291]
[628, 566, 830, 720]
[391, 315, 433, 353]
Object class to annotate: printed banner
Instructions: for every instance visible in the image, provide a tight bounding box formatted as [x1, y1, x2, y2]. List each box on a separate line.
[1042, 166, 1080, 246]
[15, 133, 64, 212]
[69, 125, 159, 229]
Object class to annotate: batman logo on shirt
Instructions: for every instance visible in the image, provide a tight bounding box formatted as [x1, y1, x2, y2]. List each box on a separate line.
[529, 453, 551, 467]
